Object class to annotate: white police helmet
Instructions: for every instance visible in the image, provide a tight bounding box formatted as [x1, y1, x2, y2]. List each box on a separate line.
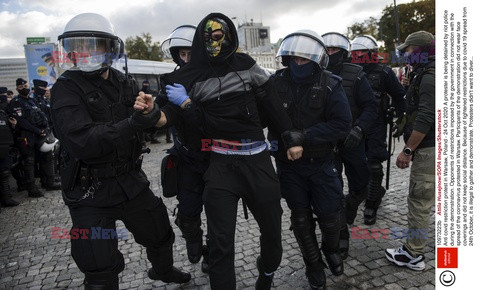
[58, 13, 123, 72]
[350, 35, 379, 52]
[161, 25, 196, 62]
[321, 32, 350, 51]
[276, 29, 329, 69]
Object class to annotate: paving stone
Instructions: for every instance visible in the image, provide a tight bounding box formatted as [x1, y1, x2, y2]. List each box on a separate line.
[0, 140, 435, 289]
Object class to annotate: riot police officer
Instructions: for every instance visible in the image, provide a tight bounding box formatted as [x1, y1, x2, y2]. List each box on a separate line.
[156, 24, 211, 272]
[0, 87, 20, 209]
[8, 78, 47, 197]
[350, 35, 406, 225]
[32, 79, 61, 191]
[322, 32, 377, 258]
[270, 30, 352, 289]
[50, 13, 190, 289]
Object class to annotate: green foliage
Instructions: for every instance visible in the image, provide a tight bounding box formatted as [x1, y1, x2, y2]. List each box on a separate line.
[346, 0, 435, 55]
[125, 33, 164, 61]
[347, 17, 379, 40]
[379, 0, 435, 53]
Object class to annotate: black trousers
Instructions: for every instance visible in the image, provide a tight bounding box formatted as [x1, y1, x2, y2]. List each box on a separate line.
[68, 188, 175, 283]
[203, 150, 283, 290]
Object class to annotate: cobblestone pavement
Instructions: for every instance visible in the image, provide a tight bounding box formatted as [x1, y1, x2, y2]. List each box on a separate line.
[0, 137, 435, 289]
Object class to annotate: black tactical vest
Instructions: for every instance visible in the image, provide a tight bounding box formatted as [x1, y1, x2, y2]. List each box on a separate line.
[272, 69, 337, 160]
[17, 97, 49, 129]
[340, 63, 364, 122]
[57, 69, 142, 165]
[406, 59, 435, 122]
[365, 63, 389, 112]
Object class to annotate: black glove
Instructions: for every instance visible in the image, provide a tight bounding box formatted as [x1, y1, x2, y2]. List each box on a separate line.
[281, 129, 305, 149]
[129, 103, 161, 131]
[392, 113, 407, 138]
[343, 126, 363, 149]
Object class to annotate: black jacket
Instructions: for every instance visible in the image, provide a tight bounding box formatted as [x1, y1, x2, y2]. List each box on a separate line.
[269, 68, 352, 161]
[51, 68, 149, 206]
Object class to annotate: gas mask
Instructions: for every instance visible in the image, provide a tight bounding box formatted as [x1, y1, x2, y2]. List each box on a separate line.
[204, 19, 229, 57]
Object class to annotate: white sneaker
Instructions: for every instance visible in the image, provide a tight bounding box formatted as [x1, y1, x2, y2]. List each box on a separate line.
[385, 246, 425, 271]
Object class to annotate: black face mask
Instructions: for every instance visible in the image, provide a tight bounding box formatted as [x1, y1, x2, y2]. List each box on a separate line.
[327, 51, 344, 69]
[34, 88, 46, 97]
[18, 88, 30, 97]
[289, 59, 316, 83]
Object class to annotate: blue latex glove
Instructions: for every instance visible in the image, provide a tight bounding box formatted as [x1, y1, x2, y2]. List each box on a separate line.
[165, 83, 189, 106]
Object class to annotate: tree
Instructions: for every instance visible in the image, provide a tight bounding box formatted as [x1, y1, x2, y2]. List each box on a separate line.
[347, 17, 379, 40]
[125, 33, 163, 61]
[346, 0, 435, 54]
[379, 0, 435, 53]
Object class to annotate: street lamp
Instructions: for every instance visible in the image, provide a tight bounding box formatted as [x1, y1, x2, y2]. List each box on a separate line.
[393, 0, 401, 45]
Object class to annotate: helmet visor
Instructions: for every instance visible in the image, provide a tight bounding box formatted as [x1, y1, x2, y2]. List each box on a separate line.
[59, 36, 120, 72]
[276, 34, 329, 68]
[351, 36, 378, 51]
[161, 26, 195, 58]
[322, 33, 350, 51]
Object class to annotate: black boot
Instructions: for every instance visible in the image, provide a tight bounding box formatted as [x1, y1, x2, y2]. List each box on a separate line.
[146, 229, 191, 284]
[201, 237, 209, 273]
[147, 267, 191, 284]
[0, 170, 20, 207]
[84, 271, 119, 290]
[175, 212, 204, 263]
[23, 156, 44, 197]
[255, 256, 274, 290]
[291, 209, 326, 290]
[364, 161, 386, 225]
[344, 188, 367, 225]
[319, 211, 344, 276]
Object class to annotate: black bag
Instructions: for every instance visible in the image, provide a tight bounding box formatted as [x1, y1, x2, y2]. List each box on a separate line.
[160, 154, 178, 198]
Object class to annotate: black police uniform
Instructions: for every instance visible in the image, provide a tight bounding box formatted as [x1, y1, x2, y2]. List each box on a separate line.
[330, 63, 377, 201]
[51, 67, 188, 288]
[327, 60, 378, 259]
[156, 79, 210, 270]
[270, 65, 351, 288]
[32, 80, 61, 190]
[8, 92, 49, 196]
[0, 96, 20, 208]
[361, 63, 406, 223]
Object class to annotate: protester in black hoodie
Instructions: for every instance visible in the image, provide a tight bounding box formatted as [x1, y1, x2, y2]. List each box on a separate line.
[136, 12, 303, 290]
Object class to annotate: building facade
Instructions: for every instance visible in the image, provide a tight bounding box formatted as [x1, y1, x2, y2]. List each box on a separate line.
[0, 58, 28, 91]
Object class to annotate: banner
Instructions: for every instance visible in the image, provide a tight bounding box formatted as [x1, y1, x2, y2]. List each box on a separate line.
[24, 43, 57, 87]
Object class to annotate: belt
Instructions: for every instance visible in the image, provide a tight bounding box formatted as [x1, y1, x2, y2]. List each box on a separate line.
[88, 163, 135, 179]
[212, 142, 267, 156]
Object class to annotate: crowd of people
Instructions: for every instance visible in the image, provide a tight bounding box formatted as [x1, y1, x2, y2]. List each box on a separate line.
[0, 11, 435, 290]
[1, 78, 61, 213]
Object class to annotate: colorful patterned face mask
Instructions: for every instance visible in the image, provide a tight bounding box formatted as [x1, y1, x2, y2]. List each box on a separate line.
[204, 19, 227, 57]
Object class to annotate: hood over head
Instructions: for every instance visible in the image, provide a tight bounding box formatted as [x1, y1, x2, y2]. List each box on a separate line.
[190, 12, 238, 66]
